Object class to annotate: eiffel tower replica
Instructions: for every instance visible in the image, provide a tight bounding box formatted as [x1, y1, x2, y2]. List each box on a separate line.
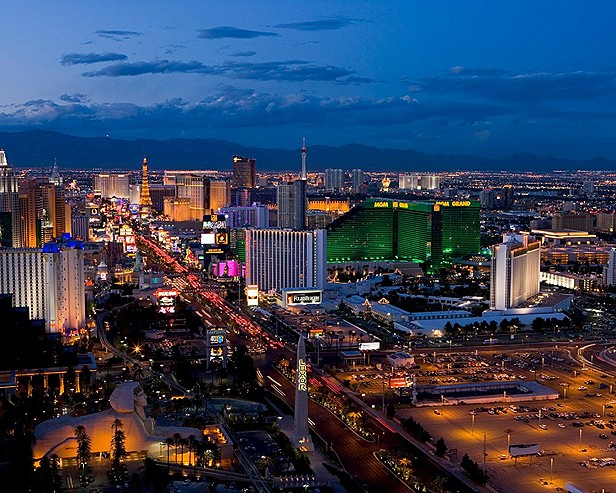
[139, 157, 153, 217]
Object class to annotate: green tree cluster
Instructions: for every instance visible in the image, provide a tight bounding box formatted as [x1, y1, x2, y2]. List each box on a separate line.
[460, 453, 488, 484]
[400, 416, 431, 442]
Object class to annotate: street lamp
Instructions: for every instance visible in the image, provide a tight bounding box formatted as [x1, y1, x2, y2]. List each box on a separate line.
[550, 457, 554, 483]
[471, 413, 475, 436]
[579, 428, 583, 451]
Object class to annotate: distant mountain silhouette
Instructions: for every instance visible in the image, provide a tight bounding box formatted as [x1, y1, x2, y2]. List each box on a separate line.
[0, 129, 614, 171]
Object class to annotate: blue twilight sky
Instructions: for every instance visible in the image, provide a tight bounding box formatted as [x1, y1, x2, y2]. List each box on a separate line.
[1, 1, 615, 159]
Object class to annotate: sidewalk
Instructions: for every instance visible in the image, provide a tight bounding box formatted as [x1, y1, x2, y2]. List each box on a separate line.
[265, 397, 347, 493]
[311, 367, 494, 492]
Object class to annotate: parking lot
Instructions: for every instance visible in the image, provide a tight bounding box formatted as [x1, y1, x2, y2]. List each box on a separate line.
[390, 347, 616, 493]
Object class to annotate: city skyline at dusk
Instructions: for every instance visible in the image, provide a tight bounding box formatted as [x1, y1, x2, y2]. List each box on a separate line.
[1, 1, 616, 161]
[4, 4, 616, 493]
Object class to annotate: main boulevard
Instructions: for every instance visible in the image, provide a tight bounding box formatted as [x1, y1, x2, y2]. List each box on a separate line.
[134, 235, 477, 493]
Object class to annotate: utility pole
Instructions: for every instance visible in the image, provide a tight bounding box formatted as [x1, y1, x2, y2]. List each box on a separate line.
[483, 433, 488, 484]
[381, 366, 385, 411]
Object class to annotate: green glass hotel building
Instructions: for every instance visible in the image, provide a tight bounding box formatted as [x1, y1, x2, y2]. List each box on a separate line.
[326, 198, 480, 269]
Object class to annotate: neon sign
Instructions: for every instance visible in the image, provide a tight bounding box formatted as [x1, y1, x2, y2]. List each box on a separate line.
[297, 359, 307, 392]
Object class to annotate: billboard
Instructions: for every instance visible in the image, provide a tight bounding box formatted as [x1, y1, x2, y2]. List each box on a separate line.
[509, 444, 540, 457]
[155, 289, 178, 314]
[201, 233, 216, 245]
[210, 334, 225, 345]
[246, 284, 259, 306]
[205, 329, 227, 366]
[285, 290, 322, 306]
[203, 214, 227, 230]
[359, 342, 380, 351]
[206, 329, 226, 344]
[389, 377, 411, 389]
[128, 203, 140, 215]
[212, 260, 240, 278]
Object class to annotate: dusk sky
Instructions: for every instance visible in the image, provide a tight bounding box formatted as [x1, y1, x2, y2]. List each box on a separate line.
[1, 1, 615, 160]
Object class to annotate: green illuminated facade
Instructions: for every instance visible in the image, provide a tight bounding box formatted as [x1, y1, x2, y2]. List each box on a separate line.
[326, 198, 480, 268]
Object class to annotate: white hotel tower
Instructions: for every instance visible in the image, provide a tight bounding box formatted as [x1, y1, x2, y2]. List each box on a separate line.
[490, 233, 541, 311]
[0, 241, 85, 332]
[245, 229, 326, 293]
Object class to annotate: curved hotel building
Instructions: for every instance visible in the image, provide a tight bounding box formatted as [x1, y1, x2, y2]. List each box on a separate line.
[326, 198, 480, 269]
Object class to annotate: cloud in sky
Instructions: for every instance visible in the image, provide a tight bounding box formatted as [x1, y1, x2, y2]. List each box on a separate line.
[415, 67, 616, 103]
[80, 58, 370, 83]
[197, 26, 278, 39]
[230, 51, 257, 57]
[0, 87, 553, 133]
[82, 60, 215, 77]
[219, 60, 366, 83]
[60, 52, 128, 66]
[95, 29, 142, 41]
[1, 82, 615, 159]
[59, 93, 89, 103]
[274, 18, 360, 31]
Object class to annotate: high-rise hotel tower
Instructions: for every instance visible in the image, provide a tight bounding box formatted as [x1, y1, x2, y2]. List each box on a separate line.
[490, 233, 541, 310]
[0, 150, 21, 247]
[0, 239, 85, 332]
[245, 229, 326, 292]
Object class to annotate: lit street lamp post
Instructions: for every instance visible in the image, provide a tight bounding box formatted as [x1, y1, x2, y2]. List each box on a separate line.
[550, 457, 554, 483]
[579, 428, 583, 451]
[471, 413, 475, 436]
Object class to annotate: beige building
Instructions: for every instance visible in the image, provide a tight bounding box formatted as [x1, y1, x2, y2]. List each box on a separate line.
[308, 197, 350, 214]
[596, 212, 616, 233]
[163, 197, 192, 221]
[551, 212, 594, 232]
[208, 179, 230, 212]
[93, 173, 130, 199]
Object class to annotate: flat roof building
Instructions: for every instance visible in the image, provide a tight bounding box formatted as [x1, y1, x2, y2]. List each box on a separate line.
[245, 229, 326, 292]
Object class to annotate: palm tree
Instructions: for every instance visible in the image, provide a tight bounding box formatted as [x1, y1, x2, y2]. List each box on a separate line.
[187, 435, 196, 468]
[428, 475, 447, 493]
[172, 432, 181, 464]
[110, 418, 126, 468]
[50, 454, 62, 491]
[347, 410, 361, 428]
[399, 457, 412, 481]
[194, 438, 205, 467]
[257, 455, 275, 476]
[165, 437, 174, 472]
[74, 424, 91, 477]
[179, 437, 188, 467]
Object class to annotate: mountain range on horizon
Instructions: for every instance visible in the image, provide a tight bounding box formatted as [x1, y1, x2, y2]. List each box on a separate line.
[1, 130, 615, 173]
